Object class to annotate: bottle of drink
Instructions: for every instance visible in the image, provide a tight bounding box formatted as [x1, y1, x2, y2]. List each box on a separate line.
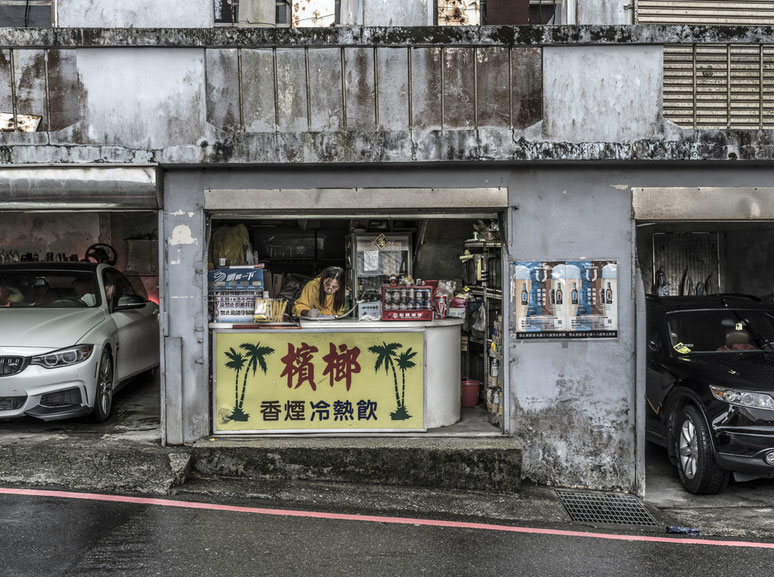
[556, 286, 563, 305]
[606, 282, 613, 304]
[491, 358, 500, 378]
[521, 283, 528, 305]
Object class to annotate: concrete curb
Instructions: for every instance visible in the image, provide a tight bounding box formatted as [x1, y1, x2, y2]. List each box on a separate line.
[190, 437, 523, 493]
[0, 440, 192, 496]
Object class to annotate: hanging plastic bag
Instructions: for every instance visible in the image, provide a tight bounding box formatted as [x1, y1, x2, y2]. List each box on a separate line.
[472, 303, 487, 332]
[435, 280, 456, 299]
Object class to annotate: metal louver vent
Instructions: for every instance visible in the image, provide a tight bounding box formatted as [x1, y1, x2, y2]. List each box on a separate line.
[637, 0, 774, 25]
[664, 44, 774, 129]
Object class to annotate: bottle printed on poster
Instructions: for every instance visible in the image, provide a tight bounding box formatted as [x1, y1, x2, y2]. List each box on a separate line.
[555, 286, 563, 305]
[571, 282, 578, 305]
[521, 283, 528, 305]
[606, 282, 613, 304]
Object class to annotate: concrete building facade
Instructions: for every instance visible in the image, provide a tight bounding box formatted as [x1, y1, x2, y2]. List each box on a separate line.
[2, 0, 773, 494]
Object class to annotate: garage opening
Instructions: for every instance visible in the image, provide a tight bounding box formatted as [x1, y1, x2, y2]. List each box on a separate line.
[634, 186, 774, 496]
[0, 206, 161, 430]
[205, 208, 508, 437]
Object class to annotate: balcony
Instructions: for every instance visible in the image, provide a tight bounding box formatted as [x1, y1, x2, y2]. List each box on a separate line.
[1, 26, 774, 164]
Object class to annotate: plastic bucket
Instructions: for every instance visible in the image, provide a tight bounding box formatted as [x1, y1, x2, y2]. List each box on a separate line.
[460, 379, 481, 407]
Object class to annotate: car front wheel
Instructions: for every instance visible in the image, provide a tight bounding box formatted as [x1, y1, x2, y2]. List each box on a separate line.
[92, 348, 114, 423]
[673, 404, 729, 494]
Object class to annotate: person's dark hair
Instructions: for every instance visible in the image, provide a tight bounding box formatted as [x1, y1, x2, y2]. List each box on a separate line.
[317, 266, 346, 313]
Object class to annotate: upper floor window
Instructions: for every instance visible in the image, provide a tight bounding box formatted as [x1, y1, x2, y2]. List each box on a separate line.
[214, 0, 238, 24]
[214, 0, 569, 27]
[527, 0, 564, 25]
[0, 0, 53, 27]
[437, 0, 568, 26]
[215, 0, 340, 27]
[277, 0, 291, 24]
[292, 0, 337, 27]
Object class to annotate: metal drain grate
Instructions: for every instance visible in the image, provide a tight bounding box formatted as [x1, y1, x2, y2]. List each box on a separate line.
[556, 490, 659, 526]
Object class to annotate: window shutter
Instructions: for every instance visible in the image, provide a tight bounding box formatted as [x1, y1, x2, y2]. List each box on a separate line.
[636, 0, 774, 25]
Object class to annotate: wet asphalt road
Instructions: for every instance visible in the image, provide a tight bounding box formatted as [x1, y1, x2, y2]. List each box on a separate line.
[3, 491, 773, 577]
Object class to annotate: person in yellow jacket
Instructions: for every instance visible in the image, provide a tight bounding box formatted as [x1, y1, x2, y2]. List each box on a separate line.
[293, 266, 347, 317]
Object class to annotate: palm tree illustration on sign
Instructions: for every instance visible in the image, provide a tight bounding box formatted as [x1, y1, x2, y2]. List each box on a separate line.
[224, 347, 246, 420]
[396, 347, 418, 410]
[227, 342, 275, 421]
[368, 341, 416, 420]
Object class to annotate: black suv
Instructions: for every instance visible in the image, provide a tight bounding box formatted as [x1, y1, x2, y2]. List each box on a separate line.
[646, 294, 774, 494]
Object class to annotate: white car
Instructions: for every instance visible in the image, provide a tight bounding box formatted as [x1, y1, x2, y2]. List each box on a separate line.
[0, 262, 159, 422]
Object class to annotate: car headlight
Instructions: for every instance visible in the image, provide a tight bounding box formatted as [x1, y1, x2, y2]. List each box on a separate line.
[30, 345, 94, 369]
[710, 385, 774, 411]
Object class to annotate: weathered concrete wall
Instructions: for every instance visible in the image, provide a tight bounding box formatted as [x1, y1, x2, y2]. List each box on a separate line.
[509, 167, 635, 491]
[75, 48, 207, 149]
[3, 24, 771, 49]
[162, 171, 208, 444]
[5, 30, 774, 164]
[57, 0, 213, 28]
[108, 211, 159, 283]
[363, 0, 430, 26]
[0, 212, 100, 259]
[203, 45, 541, 134]
[543, 45, 663, 143]
[724, 228, 774, 297]
[578, 0, 632, 25]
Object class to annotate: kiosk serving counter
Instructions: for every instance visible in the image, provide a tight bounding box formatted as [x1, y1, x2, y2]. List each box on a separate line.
[210, 318, 463, 434]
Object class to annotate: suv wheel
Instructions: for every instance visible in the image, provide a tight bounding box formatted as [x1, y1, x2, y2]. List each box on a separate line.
[673, 404, 729, 494]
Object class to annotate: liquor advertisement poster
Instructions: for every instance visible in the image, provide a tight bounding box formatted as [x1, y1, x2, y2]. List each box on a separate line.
[513, 260, 618, 339]
[213, 331, 425, 433]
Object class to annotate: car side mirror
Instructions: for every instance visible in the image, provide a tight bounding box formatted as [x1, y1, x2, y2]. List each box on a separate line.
[115, 295, 147, 311]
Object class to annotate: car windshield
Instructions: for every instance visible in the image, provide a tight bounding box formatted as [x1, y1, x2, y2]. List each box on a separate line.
[666, 309, 774, 354]
[0, 269, 101, 308]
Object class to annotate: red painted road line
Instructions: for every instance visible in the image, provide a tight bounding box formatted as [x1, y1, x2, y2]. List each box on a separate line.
[2, 486, 773, 550]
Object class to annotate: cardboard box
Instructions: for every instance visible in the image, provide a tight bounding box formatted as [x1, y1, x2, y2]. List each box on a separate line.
[448, 306, 466, 318]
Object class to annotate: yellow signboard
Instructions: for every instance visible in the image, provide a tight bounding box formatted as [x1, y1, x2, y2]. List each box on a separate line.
[213, 330, 425, 432]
